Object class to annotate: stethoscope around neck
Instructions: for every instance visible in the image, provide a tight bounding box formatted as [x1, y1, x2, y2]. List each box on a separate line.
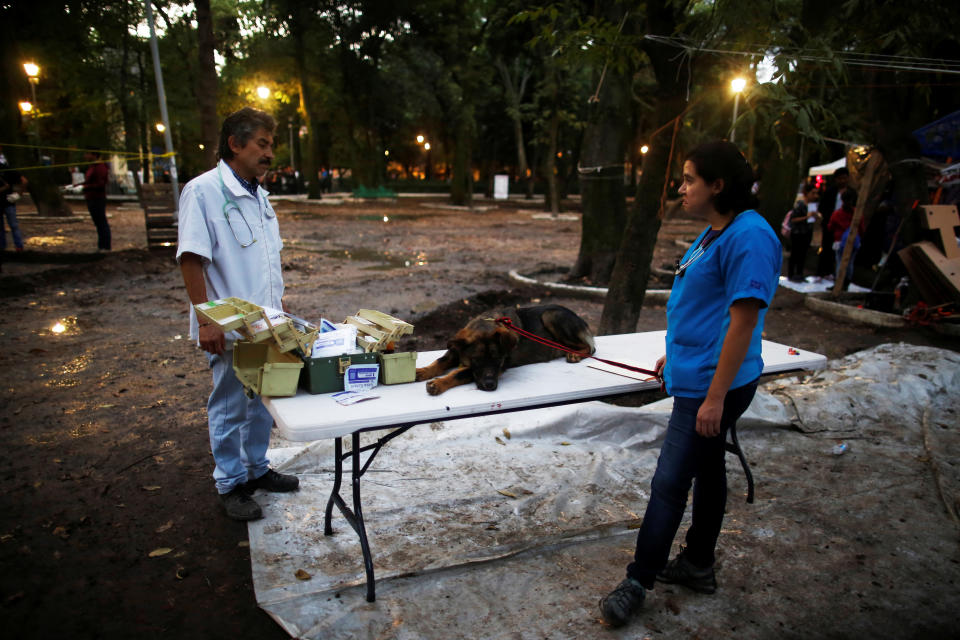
[217, 163, 257, 248]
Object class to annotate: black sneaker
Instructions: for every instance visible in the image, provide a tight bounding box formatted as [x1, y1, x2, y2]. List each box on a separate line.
[656, 547, 717, 594]
[599, 578, 645, 627]
[245, 469, 299, 493]
[220, 487, 263, 521]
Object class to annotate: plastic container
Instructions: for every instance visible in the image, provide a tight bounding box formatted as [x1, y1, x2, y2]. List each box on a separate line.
[378, 352, 418, 384]
[233, 342, 304, 397]
[300, 352, 378, 394]
[344, 309, 413, 352]
[195, 297, 317, 354]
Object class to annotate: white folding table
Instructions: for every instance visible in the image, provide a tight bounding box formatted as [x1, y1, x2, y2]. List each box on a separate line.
[264, 331, 826, 602]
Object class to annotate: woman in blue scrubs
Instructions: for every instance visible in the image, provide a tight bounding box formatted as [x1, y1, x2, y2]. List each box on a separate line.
[600, 141, 782, 627]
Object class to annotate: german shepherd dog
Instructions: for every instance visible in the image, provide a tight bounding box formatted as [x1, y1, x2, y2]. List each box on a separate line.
[415, 304, 596, 395]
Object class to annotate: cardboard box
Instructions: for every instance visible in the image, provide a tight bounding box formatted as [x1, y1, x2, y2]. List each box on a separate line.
[378, 352, 418, 384]
[233, 342, 304, 397]
[300, 352, 378, 394]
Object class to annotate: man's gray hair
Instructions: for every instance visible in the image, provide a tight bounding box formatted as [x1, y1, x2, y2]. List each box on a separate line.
[217, 107, 276, 160]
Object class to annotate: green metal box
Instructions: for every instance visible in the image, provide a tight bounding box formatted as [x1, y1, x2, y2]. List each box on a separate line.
[300, 352, 379, 394]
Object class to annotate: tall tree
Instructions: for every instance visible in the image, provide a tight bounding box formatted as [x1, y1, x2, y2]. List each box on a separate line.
[195, 0, 218, 170]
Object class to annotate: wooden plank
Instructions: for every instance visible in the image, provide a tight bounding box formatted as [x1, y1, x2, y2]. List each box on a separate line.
[833, 151, 884, 295]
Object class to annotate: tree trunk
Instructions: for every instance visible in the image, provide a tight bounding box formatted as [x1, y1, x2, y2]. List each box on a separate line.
[290, 10, 322, 199]
[195, 0, 218, 170]
[495, 58, 532, 200]
[450, 105, 474, 206]
[569, 73, 630, 283]
[598, 0, 689, 334]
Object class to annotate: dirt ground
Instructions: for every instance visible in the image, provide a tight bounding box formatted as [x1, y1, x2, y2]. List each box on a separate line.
[0, 194, 957, 639]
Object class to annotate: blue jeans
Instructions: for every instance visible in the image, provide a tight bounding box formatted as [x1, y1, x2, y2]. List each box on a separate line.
[2, 203, 23, 250]
[627, 381, 758, 589]
[207, 351, 272, 494]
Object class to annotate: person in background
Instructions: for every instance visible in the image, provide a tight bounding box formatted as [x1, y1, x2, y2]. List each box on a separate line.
[0, 147, 27, 254]
[77, 150, 111, 252]
[815, 167, 849, 280]
[598, 141, 781, 628]
[828, 187, 862, 288]
[787, 183, 821, 282]
[177, 106, 299, 521]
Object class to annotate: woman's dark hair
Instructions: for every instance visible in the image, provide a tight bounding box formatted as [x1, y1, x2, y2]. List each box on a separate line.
[217, 107, 277, 161]
[801, 182, 817, 196]
[841, 186, 858, 208]
[684, 140, 757, 214]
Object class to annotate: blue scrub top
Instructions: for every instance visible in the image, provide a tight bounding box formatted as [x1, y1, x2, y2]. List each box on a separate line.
[664, 209, 781, 398]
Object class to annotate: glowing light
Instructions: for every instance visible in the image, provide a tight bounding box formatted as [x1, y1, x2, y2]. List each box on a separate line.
[257, 86, 271, 99]
[731, 77, 747, 94]
[384, 149, 389, 156]
[198, 143, 205, 150]
[416, 135, 424, 144]
[155, 122, 166, 133]
[423, 142, 431, 151]
[19, 101, 33, 114]
[23, 62, 40, 78]
[51, 322, 67, 334]
[640, 145, 649, 154]
[383, 216, 389, 222]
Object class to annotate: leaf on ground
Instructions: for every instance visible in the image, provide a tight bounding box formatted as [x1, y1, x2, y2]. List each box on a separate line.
[155, 521, 174, 533]
[294, 569, 312, 580]
[149, 547, 173, 557]
[497, 489, 517, 498]
[52, 526, 69, 540]
[494, 436, 506, 446]
[237, 541, 249, 548]
[502, 428, 511, 439]
[559, 441, 571, 446]
[142, 486, 162, 492]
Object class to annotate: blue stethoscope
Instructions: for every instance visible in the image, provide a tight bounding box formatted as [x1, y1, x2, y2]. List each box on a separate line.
[217, 164, 257, 247]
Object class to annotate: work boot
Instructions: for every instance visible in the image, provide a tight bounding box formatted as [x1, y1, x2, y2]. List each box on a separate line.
[599, 578, 645, 627]
[220, 487, 263, 521]
[244, 469, 299, 493]
[656, 547, 717, 594]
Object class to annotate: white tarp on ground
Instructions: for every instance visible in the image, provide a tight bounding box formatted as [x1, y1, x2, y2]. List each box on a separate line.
[251, 344, 960, 639]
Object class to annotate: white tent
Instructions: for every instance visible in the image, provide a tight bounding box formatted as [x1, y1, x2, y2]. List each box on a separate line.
[808, 157, 847, 176]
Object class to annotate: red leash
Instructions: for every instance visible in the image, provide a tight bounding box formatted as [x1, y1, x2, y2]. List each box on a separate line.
[493, 317, 661, 379]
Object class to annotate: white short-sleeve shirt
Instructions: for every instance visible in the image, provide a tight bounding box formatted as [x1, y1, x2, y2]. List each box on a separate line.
[176, 160, 285, 341]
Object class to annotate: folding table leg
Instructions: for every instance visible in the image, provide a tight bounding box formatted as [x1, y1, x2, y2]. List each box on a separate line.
[323, 436, 343, 536]
[352, 431, 377, 602]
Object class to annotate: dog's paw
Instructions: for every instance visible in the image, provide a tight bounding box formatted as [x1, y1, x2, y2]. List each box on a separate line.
[415, 368, 431, 382]
[425, 379, 443, 395]
[565, 352, 585, 363]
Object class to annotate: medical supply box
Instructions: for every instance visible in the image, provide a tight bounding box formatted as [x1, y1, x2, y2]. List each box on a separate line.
[299, 352, 379, 394]
[194, 298, 318, 397]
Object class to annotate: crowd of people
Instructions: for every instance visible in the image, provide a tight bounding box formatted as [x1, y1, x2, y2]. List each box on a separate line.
[783, 166, 893, 289]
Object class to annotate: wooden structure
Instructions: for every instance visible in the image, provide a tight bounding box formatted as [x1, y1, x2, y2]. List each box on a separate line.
[138, 183, 178, 249]
[898, 204, 960, 305]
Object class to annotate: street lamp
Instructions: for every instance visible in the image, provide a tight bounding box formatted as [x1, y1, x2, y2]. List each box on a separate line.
[155, 122, 166, 133]
[730, 76, 747, 143]
[19, 101, 33, 114]
[257, 85, 271, 100]
[22, 63, 41, 160]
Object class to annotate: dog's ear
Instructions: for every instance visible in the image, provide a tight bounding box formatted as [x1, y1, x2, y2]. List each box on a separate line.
[448, 329, 471, 355]
[495, 327, 519, 352]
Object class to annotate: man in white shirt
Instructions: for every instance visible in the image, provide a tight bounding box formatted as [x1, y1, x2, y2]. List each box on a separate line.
[177, 107, 299, 521]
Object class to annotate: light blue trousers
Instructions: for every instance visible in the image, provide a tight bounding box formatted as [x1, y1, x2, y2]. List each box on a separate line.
[207, 351, 272, 494]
